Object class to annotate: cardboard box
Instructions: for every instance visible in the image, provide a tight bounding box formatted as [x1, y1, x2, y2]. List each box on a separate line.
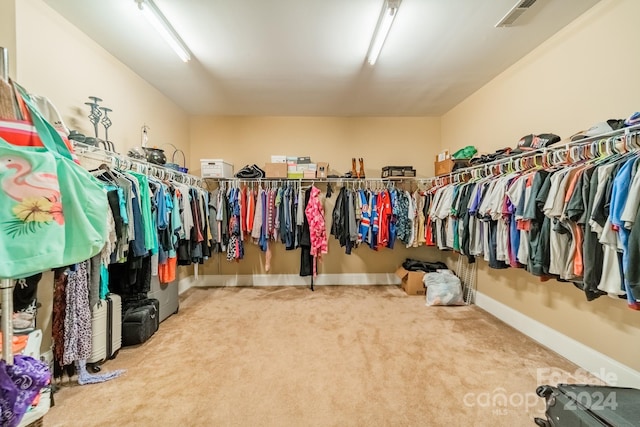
[287, 171, 304, 179]
[286, 156, 297, 164]
[395, 267, 426, 296]
[297, 156, 311, 164]
[303, 170, 316, 179]
[434, 158, 454, 176]
[434, 157, 469, 176]
[201, 159, 234, 178]
[297, 164, 318, 171]
[317, 162, 329, 178]
[264, 162, 288, 178]
[288, 165, 298, 172]
[271, 155, 287, 163]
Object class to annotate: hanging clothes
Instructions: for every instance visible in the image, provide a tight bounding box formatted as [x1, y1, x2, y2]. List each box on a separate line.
[304, 185, 328, 277]
[299, 188, 313, 277]
[62, 262, 92, 366]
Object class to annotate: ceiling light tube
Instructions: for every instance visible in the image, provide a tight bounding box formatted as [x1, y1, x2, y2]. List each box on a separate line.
[366, 0, 402, 66]
[136, 0, 191, 62]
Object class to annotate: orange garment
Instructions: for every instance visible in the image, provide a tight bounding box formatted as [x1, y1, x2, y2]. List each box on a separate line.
[563, 168, 584, 204]
[562, 167, 586, 277]
[158, 257, 177, 284]
[0, 333, 29, 354]
[377, 191, 391, 248]
[573, 224, 584, 277]
[425, 217, 435, 246]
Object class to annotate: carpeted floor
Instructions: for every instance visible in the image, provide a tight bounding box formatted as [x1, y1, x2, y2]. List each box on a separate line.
[44, 285, 586, 426]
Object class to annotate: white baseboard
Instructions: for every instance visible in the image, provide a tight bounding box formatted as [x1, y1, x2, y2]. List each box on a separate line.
[178, 273, 400, 293]
[178, 276, 201, 295]
[178, 273, 400, 291]
[475, 291, 640, 389]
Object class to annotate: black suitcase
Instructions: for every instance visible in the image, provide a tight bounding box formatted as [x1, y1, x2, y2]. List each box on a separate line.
[535, 383, 640, 427]
[122, 298, 159, 346]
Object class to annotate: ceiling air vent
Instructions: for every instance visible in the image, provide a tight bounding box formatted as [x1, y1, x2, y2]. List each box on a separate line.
[495, 0, 538, 27]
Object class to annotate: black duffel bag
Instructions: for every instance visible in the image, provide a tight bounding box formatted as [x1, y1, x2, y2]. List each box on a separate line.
[122, 298, 160, 346]
[402, 258, 448, 272]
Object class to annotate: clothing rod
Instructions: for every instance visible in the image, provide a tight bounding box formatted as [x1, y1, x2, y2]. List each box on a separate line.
[1, 278, 14, 365]
[441, 123, 640, 180]
[72, 141, 203, 186]
[204, 177, 412, 182]
[0, 47, 8, 82]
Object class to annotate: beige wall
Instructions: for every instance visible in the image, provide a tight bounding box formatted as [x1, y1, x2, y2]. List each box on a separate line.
[0, 0, 17, 78]
[190, 116, 440, 179]
[441, 0, 640, 371]
[15, 0, 190, 159]
[190, 116, 444, 276]
[10, 0, 191, 354]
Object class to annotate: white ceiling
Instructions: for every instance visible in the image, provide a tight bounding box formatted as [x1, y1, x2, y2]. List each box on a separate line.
[43, 0, 600, 117]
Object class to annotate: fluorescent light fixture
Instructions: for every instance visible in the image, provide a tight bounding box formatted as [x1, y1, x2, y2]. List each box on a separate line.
[366, 0, 402, 66]
[136, 0, 191, 62]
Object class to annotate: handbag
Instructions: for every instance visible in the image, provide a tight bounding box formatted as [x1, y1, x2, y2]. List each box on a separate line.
[0, 82, 108, 279]
[0, 79, 74, 156]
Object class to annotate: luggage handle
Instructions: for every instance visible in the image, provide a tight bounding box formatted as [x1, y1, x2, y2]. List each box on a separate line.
[123, 304, 157, 321]
[533, 418, 550, 427]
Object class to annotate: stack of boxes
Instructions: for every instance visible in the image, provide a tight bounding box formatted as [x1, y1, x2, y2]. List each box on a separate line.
[287, 156, 302, 179]
[201, 156, 329, 180]
[265, 156, 327, 179]
[295, 157, 316, 179]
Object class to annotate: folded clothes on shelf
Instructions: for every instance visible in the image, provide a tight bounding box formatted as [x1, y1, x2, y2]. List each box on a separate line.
[235, 164, 265, 179]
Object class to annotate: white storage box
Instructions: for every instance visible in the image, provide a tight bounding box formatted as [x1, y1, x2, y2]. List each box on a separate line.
[201, 159, 234, 178]
[271, 155, 287, 163]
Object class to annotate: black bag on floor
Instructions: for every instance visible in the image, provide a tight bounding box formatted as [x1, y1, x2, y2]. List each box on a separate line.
[122, 298, 159, 346]
[402, 258, 448, 273]
[534, 384, 640, 427]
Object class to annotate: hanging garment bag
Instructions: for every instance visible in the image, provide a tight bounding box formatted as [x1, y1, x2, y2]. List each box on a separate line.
[0, 82, 108, 278]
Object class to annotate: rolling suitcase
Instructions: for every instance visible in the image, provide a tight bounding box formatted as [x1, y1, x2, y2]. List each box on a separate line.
[107, 293, 122, 359]
[88, 294, 122, 367]
[148, 275, 179, 323]
[88, 300, 108, 364]
[534, 383, 640, 427]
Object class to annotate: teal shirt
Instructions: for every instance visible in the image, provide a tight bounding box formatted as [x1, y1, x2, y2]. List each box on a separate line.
[129, 172, 156, 253]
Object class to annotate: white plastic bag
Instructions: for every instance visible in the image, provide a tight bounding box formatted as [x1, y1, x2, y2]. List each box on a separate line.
[423, 271, 465, 306]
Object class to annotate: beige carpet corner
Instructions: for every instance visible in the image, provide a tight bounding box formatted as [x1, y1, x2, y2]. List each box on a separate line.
[44, 285, 585, 426]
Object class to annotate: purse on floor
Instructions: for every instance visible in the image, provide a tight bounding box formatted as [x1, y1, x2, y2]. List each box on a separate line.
[0, 82, 108, 279]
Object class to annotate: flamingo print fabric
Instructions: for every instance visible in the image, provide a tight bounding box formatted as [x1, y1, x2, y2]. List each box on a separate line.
[0, 152, 64, 226]
[0, 137, 107, 278]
